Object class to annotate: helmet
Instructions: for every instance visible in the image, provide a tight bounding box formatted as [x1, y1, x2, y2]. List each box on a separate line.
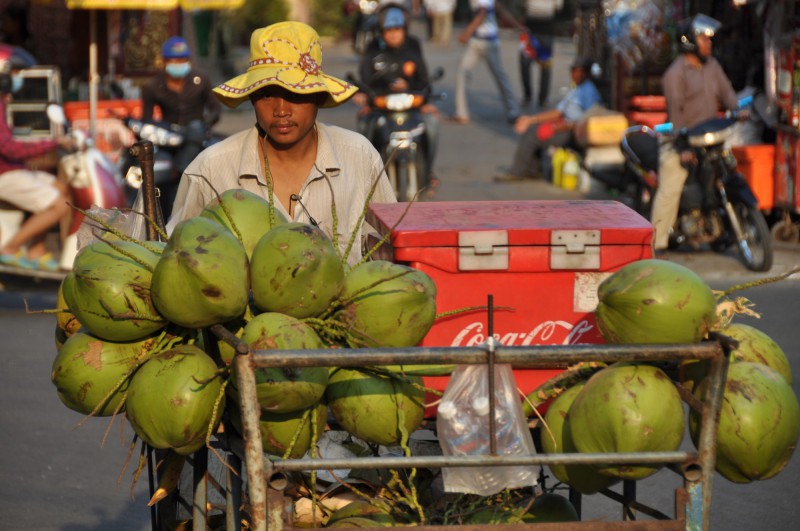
[162, 36, 191, 59]
[378, 4, 407, 31]
[0, 44, 35, 93]
[677, 14, 721, 55]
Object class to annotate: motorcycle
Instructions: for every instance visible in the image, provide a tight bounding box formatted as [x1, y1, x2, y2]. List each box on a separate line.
[348, 67, 445, 202]
[616, 99, 774, 272]
[118, 117, 217, 222]
[0, 104, 127, 280]
[352, 0, 380, 55]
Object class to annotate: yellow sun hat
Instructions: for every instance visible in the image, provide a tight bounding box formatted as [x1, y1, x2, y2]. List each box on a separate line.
[213, 21, 357, 109]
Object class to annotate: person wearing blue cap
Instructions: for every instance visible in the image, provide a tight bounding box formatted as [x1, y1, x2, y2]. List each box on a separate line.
[354, 3, 441, 196]
[140, 36, 221, 218]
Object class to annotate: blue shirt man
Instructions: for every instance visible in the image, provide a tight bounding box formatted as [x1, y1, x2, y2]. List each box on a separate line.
[496, 56, 602, 181]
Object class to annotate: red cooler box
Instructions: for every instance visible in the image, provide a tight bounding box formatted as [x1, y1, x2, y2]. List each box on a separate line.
[366, 200, 654, 409]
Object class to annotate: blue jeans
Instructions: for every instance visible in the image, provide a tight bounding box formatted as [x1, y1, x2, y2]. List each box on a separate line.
[454, 37, 520, 122]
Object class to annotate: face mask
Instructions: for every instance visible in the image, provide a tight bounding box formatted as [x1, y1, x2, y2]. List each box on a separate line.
[165, 62, 191, 79]
[11, 74, 23, 93]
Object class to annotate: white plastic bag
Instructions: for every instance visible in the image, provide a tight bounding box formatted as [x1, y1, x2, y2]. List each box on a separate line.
[436, 363, 539, 496]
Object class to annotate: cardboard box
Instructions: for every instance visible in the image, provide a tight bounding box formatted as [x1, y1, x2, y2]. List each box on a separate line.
[575, 106, 629, 147]
[367, 200, 654, 412]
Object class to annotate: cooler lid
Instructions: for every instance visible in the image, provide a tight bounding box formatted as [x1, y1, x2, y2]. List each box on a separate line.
[367, 200, 653, 248]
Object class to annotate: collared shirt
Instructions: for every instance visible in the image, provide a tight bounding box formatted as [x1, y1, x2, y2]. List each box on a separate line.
[556, 79, 602, 123]
[0, 99, 58, 175]
[168, 122, 397, 265]
[141, 69, 221, 128]
[662, 55, 739, 131]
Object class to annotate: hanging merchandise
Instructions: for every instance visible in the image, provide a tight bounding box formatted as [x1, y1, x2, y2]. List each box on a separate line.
[436, 363, 539, 497]
[603, 0, 673, 69]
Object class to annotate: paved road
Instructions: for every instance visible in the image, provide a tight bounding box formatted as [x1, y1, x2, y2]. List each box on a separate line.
[1, 21, 798, 531]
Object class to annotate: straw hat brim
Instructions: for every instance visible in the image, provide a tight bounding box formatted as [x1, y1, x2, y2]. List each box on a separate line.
[213, 65, 357, 109]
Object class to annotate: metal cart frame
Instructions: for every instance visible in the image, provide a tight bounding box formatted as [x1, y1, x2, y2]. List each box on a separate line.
[133, 140, 731, 531]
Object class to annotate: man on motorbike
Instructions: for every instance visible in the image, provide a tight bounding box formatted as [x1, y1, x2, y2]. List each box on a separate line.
[651, 15, 741, 253]
[354, 3, 441, 195]
[0, 44, 72, 271]
[168, 21, 395, 266]
[141, 36, 221, 218]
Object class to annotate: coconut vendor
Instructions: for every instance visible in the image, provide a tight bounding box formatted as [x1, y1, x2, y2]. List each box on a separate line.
[167, 21, 396, 265]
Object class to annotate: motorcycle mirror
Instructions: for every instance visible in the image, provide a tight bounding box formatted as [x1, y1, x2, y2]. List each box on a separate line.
[46, 104, 67, 126]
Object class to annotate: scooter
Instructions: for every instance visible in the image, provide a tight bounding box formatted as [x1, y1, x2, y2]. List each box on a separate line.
[616, 97, 774, 272]
[117, 117, 222, 221]
[348, 67, 445, 202]
[352, 0, 380, 55]
[0, 104, 127, 280]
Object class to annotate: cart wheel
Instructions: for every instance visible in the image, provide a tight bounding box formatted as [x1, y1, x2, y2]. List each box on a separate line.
[770, 220, 800, 243]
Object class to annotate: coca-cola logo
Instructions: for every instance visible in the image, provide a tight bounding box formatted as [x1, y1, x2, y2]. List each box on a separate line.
[449, 319, 596, 347]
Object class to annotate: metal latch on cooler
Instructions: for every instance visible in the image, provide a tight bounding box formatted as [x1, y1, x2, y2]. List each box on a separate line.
[457, 230, 509, 270]
[550, 230, 601, 270]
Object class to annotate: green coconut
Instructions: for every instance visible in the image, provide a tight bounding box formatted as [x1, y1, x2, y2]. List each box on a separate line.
[326, 367, 424, 446]
[50, 331, 155, 416]
[690, 362, 800, 484]
[229, 400, 327, 459]
[540, 382, 620, 494]
[151, 217, 249, 329]
[65, 240, 166, 342]
[250, 222, 345, 319]
[125, 344, 225, 455]
[568, 362, 686, 480]
[334, 260, 437, 348]
[233, 312, 329, 413]
[199, 188, 287, 258]
[523, 493, 581, 523]
[681, 323, 793, 391]
[327, 500, 397, 527]
[55, 275, 81, 349]
[595, 259, 717, 344]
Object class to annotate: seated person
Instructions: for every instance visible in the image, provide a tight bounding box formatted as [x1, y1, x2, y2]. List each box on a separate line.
[495, 56, 601, 182]
[0, 44, 71, 271]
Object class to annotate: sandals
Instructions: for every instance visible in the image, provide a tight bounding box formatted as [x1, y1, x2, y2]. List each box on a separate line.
[0, 250, 60, 271]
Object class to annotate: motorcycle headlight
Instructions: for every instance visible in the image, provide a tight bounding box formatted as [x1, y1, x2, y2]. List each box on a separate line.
[384, 93, 416, 111]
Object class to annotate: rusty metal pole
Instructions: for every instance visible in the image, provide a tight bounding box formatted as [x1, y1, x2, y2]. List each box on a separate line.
[233, 349, 268, 531]
[129, 140, 163, 240]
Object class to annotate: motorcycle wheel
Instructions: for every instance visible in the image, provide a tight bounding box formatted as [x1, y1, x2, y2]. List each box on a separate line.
[732, 203, 773, 272]
[395, 158, 411, 203]
[770, 219, 800, 243]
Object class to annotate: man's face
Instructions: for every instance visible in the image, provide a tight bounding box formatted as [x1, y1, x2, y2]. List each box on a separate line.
[252, 86, 324, 147]
[382, 27, 405, 49]
[570, 66, 586, 85]
[696, 34, 713, 59]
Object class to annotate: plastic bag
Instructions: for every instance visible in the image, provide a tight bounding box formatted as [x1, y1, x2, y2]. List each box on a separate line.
[74, 190, 149, 255]
[436, 363, 539, 496]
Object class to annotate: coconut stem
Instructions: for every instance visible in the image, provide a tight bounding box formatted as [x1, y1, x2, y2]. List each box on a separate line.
[521, 363, 606, 416]
[72, 203, 167, 244]
[435, 305, 516, 320]
[341, 145, 404, 267]
[357, 199, 418, 267]
[719, 266, 800, 298]
[196, 175, 245, 244]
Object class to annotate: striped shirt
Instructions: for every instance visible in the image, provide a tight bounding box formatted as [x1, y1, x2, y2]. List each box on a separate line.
[168, 122, 397, 265]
